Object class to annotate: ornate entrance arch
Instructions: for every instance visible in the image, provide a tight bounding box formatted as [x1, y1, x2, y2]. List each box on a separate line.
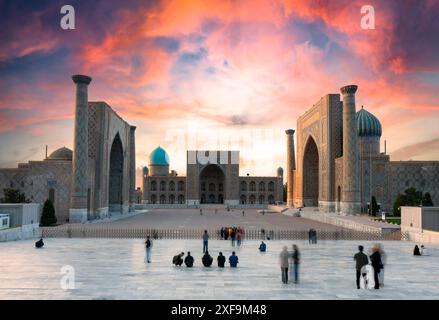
[109, 133, 124, 212]
[199, 164, 225, 204]
[302, 136, 319, 206]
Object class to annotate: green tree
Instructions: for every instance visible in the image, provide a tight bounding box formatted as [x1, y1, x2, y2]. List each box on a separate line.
[40, 199, 57, 226]
[0, 188, 28, 203]
[404, 187, 423, 206]
[393, 193, 405, 217]
[371, 196, 379, 216]
[422, 192, 434, 206]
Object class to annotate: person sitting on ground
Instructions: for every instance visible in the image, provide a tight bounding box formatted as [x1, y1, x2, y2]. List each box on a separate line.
[184, 252, 194, 267]
[202, 251, 213, 267]
[217, 252, 226, 268]
[35, 238, 44, 248]
[413, 245, 421, 256]
[259, 241, 267, 252]
[229, 251, 239, 267]
[420, 245, 429, 256]
[173, 252, 184, 266]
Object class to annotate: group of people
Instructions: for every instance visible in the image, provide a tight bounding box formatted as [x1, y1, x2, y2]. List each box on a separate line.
[220, 227, 245, 246]
[308, 229, 317, 244]
[172, 251, 239, 268]
[353, 244, 386, 290]
[279, 245, 300, 284]
[413, 244, 429, 256]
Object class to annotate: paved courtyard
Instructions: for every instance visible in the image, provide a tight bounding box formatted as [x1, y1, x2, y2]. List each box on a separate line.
[1, 238, 438, 299]
[87, 208, 345, 230]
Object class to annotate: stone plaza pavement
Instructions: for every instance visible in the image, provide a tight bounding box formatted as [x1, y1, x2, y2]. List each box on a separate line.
[1, 239, 439, 300]
[86, 208, 346, 231]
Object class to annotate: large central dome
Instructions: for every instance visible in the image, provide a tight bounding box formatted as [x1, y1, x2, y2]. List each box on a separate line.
[149, 146, 170, 166]
[356, 106, 382, 137]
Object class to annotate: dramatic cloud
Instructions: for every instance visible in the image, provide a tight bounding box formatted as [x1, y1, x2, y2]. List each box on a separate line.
[0, 0, 438, 183]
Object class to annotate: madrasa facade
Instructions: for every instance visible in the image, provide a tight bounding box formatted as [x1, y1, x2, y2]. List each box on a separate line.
[285, 84, 439, 214]
[0, 75, 137, 223]
[142, 149, 284, 206]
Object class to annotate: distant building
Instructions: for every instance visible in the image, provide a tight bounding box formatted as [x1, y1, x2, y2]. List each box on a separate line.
[287, 85, 439, 214]
[142, 148, 283, 205]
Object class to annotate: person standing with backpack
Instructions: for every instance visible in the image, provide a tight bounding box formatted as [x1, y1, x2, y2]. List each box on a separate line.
[145, 236, 153, 263]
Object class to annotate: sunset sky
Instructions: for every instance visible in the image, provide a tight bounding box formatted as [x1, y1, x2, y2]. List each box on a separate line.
[0, 0, 438, 185]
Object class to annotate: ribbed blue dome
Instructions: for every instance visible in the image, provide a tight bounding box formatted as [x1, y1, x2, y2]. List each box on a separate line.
[356, 106, 382, 137]
[149, 146, 170, 166]
[143, 166, 149, 173]
[277, 167, 284, 175]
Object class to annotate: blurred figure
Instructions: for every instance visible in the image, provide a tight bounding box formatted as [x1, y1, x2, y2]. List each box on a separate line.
[217, 252, 226, 267]
[35, 238, 44, 248]
[229, 251, 239, 267]
[184, 252, 194, 267]
[378, 244, 386, 287]
[259, 241, 267, 252]
[291, 245, 300, 284]
[354, 245, 369, 289]
[420, 245, 429, 256]
[369, 244, 382, 289]
[280, 246, 289, 284]
[145, 236, 153, 263]
[413, 245, 421, 256]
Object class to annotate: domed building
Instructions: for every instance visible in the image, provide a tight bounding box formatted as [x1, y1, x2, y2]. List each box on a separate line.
[289, 84, 439, 214]
[47, 147, 73, 161]
[142, 147, 283, 205]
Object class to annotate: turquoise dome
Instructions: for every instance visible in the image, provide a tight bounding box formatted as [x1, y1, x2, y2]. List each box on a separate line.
[277, 167, 284, 175]
[143, 166, 149, 173]
[149, 146, 170, 166]
[356, 106, 382, 137]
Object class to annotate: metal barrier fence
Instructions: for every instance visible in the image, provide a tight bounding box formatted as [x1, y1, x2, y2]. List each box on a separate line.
[40, 227, 407, 241]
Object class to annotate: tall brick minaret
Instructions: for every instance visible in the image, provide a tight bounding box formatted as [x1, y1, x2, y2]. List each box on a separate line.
[340, 85, 361, 214]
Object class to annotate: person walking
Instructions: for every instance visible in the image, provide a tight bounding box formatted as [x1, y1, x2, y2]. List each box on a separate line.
[280, 246, 289, 284]
[184, 252, 194, 267]
[370, 244, 382, 289]
[378, 244, 386, 287]
[145, 236, 153, 263]
[242, 210, 245, 217]
[259, 241, 266, 252]
[217, 252, 226, 267]
[354, 245, 369, 289]
[291, 245, 300, 284]
[200, 208, 203, 215]
[237, 230, 242, 246]
[231, 228, 236, 246]
[202, 251, 213, 267]
[202, 230, 209, 253]
[229, 251, 239, 267]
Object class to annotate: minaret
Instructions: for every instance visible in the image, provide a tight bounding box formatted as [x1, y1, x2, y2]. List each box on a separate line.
[129, 126, 136, 211]
[285, 129, 296, 207]
[340, 85, 361, 214]
[69, 74, 92, 223]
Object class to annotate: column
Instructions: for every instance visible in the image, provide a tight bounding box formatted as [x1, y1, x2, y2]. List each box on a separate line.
[340, 85, 361, 214]
[69, 74, 92, 223]
[129, 126, 136, 211]
[285, 129, 296, 207]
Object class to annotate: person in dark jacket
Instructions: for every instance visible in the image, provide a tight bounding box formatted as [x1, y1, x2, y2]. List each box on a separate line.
[35, 238, 44, 248]
[370, 245, 382, 289]
[217, 252, 226, 267]
[413, 245, 421, 256]
[202, 230, 209, 253]
[184, 252, 194, 267]
[291, 245, 300, 283]
[354, 245, 369, 289]
[202, 251, 213, 267]
[259, 241, 266, 252]
[229, 251, 239, 267]
[173, 252, 184, 266]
